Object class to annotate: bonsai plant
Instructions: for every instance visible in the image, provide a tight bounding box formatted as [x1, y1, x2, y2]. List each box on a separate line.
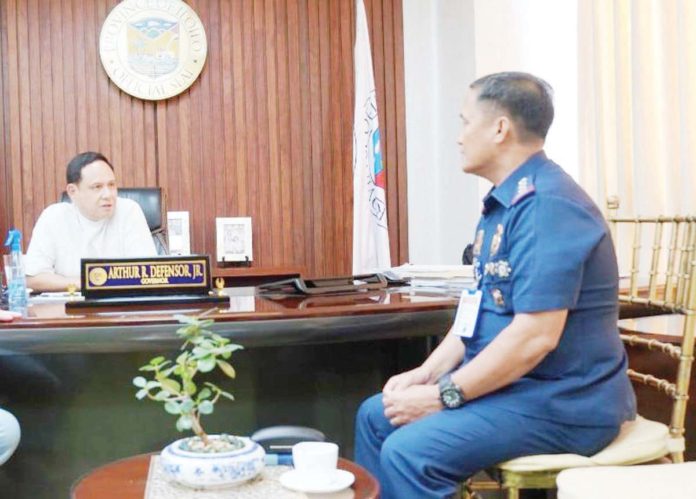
[132, 312, 265, 488]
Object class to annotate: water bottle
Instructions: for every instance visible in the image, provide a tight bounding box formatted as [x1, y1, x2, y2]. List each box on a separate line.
[4, 229, 28, 315]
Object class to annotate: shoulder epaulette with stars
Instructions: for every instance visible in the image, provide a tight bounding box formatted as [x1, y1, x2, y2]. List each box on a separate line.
[511, 176, 536, 205]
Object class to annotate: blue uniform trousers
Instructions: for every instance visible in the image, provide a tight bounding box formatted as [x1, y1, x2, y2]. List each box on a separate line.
[355, 393, 620, 499]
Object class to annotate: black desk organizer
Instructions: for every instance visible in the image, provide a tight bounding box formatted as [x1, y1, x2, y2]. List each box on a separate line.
[258, 273, 388, 295]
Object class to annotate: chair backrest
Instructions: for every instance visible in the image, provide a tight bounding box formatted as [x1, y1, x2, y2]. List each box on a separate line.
[60, 187, 168, 254]
[607, 198, 696, 461]
[462, 243, 474, 265]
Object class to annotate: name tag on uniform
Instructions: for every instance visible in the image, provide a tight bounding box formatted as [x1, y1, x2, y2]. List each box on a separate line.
[451, 289, 482, 338]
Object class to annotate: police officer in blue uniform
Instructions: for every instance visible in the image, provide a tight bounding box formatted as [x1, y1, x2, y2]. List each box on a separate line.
[354, 72, 636, 498]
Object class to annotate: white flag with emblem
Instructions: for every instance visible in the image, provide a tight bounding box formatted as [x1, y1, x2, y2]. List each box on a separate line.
[352, 0, 391, 274]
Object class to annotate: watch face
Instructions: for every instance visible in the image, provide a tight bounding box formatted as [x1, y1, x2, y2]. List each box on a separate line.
[442, 387, 464, 408]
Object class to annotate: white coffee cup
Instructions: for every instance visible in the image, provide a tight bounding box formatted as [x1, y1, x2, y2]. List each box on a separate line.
[292, 441, 339, 487]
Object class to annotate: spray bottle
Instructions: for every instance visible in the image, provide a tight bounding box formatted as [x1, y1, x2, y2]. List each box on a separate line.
[3, 229, 28, 314]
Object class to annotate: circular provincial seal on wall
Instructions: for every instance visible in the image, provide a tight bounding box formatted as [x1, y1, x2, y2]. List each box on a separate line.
[99, 0, 207, 101]
[88, 267, 108, 287]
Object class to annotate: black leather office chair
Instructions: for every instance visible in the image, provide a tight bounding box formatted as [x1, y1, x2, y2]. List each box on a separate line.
[61, 187, 168, 255]
[462, 243, 474, 265]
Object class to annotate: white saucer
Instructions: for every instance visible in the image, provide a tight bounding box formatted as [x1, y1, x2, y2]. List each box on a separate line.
[279, 469, 355, 493]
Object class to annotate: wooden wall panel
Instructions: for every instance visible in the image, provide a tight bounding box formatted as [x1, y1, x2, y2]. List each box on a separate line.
[0, 0, 408, 278]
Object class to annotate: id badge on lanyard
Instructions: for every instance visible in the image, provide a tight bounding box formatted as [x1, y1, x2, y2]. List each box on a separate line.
[451, 289, 482, 338]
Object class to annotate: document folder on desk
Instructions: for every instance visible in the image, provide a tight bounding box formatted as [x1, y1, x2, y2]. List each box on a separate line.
[258, 273, 387, 295]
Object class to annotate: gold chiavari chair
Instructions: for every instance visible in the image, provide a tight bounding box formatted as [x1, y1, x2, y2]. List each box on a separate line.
[465, 199, 696, 499]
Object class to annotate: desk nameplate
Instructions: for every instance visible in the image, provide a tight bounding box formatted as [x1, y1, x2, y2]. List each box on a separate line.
[81, 256, 212, 298]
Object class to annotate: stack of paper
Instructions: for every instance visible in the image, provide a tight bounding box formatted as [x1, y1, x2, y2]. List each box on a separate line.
[30, 292, 85, 304]
[388, 264, 475, 290]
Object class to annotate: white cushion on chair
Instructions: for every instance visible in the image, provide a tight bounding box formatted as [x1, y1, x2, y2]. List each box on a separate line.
[498, 452, 594, 472]
[556, 462, 696, 499]
[589, 416, 671, 465]
[499, 416, 670, 472]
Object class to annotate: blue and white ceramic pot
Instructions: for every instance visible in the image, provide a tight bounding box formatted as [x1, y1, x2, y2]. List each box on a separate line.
[160, 435, 265, 489]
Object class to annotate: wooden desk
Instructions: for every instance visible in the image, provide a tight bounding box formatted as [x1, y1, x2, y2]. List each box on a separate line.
[71, 454, 379, 499]
[212, 265, 305, 287]
[0, 287, 457, 354]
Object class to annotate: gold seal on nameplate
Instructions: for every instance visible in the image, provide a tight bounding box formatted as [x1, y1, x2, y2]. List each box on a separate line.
[99, 0, 208, 101]
[88, 267, 108, 287]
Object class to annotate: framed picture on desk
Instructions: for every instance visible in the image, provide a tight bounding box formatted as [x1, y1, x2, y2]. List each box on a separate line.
[167, 211, 191, 255]
[216, 217, 253, 263]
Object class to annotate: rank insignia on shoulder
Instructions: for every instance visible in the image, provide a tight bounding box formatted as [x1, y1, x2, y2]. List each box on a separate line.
[511, 176, 536, 205]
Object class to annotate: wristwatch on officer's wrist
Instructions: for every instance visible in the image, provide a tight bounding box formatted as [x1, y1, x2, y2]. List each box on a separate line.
[438, 373, 467, 409]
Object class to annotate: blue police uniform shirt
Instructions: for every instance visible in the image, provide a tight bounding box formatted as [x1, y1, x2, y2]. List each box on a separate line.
[468, 151, 636, 427]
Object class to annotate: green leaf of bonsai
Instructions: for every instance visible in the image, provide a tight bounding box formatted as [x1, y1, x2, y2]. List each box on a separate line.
[133, 376, 147, 388]
[135, 389, 148, 400]
[160, 378, 181, 394]
[176, 415, 193, 431]
[200, 340, 215, 350]
[149, 356, 166, 366]
[189, 336, 204, 345]
[184, 381, 197, 396]
[164, 401, 181, 415]
[218, 390, 235, 401]
[197, 356, 216, 373]
[198, 400, 214, 415]
[197, 388, 212, 400]
[154, 390, 170, 401]
[216, 360, 236, 379]
[192, 346, 210, 357]
[180, 399, 195, 413]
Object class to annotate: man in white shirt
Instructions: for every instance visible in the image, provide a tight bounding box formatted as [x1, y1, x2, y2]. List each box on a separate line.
[25, 152, 157, 292]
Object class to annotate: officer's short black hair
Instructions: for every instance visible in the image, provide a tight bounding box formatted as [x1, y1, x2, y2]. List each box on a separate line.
[66, 152, 114, 184]
[470, 72, 554, 141]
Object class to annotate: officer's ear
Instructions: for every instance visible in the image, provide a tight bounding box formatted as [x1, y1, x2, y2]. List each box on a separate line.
[66, 183, 79, 200]
[492, 115, 512, 144]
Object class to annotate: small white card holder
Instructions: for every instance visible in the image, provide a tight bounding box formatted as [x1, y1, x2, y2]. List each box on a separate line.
[451, 289, 482, 338]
